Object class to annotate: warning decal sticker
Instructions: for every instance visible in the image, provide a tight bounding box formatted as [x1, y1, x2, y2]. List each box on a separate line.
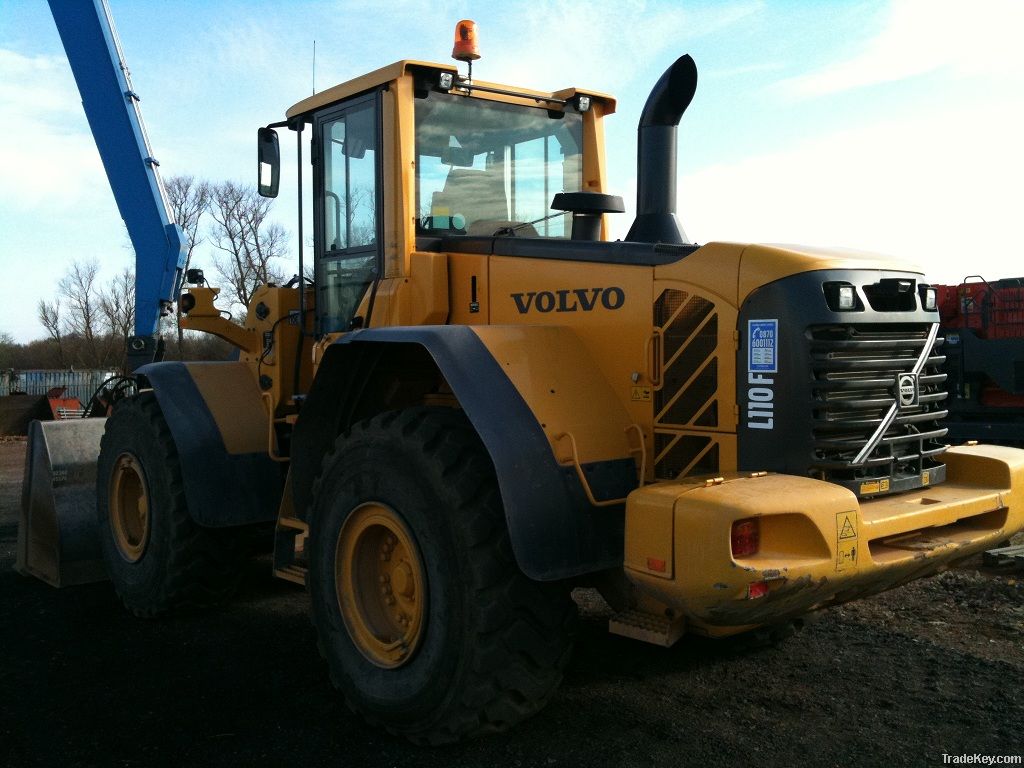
[835, 511, 858, 572]
[859, 478, 891, 496]
[631, 386, 652, 402]
[748, 320, 778, 373]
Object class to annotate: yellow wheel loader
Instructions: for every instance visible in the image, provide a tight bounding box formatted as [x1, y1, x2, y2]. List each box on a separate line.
[21, 8, 1024, 744]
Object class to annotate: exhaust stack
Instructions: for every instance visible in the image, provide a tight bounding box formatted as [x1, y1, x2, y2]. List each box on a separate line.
[626, 55, 698, 245]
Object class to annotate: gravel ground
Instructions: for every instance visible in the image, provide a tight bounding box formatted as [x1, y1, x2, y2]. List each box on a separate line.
[1, 437, 1022, 768]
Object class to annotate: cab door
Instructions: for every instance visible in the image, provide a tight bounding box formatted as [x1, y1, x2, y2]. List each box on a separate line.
[313, 90, 383, 334]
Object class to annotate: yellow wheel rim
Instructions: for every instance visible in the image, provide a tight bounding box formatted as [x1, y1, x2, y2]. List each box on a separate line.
[109, 453, 150, 562]
[336, 503, 427, 668]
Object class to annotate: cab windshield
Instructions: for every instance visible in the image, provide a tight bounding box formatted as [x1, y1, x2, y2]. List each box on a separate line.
[415, 92, 583, 238]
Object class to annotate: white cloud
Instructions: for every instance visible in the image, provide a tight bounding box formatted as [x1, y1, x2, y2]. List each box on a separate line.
[458, 0, 764, 94]
[677, 102, 1024, 284]
[704, 61, 785, 80]
[777, 0, 1024, 99]
[0, 48, 133, 342]
[0, 48, 104, 208]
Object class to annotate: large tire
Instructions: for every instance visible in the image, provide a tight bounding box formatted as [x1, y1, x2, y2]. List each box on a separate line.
[96, 392, 241, 616]
[309, 407, 576, 744]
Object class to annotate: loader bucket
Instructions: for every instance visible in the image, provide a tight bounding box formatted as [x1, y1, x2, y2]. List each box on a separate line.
[16, 418, 109, 587]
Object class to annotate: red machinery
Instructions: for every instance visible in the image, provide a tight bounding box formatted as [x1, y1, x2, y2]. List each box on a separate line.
[937, 276, 1024, 443]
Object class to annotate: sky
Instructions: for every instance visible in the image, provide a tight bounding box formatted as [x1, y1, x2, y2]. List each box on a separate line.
[1, 0, 1022, 343]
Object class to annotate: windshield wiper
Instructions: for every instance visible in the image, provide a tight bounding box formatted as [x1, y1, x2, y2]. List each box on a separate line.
[493, 211, 567, 237]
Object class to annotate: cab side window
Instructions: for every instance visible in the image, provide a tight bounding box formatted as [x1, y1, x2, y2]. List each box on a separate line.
[317, 95, 379, 333]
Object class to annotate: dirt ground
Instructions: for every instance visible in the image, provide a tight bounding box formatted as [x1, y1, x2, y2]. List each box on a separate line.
[2, 437, 1022, 768]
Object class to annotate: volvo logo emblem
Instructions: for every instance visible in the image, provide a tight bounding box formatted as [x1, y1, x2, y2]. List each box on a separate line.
[897, 372, 919, 409]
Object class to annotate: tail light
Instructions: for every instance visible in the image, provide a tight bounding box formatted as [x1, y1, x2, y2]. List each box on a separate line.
[731, 518, 760, 558]
[747, 580, 769, 599]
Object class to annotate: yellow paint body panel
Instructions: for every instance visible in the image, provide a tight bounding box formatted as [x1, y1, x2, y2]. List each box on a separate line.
[286, 60, 615, 120]
[368, 252, 450, 328]
[624, 444, 1024, 632]
[183, 283, 313, 421]
[736, 243, 921, 306]
[185, 362, 270, 455]
[488, 255, 654, 469]
[471, 325, 635, 466]
[653, 241, 745, 305]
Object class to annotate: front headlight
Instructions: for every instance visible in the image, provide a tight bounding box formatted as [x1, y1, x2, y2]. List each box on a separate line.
[824, 281, 860, 311]
[920, 285, 937, 311]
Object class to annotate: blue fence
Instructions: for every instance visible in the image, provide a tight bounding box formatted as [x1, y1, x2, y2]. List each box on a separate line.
[0, 369, 118, 404]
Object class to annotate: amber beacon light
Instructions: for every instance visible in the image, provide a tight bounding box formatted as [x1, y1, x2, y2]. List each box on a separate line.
[452, 19, 480, 61]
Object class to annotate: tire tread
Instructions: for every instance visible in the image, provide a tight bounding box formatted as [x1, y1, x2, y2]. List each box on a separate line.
[98, 393, 240, 616]
[309, 407, 575, 744]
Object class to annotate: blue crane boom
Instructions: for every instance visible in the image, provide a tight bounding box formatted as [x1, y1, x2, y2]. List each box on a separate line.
[47, 0, 186, 364]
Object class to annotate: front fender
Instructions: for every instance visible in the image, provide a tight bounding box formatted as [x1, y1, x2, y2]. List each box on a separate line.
[291, 325, 638, 580]
[137, 361, 283, 527]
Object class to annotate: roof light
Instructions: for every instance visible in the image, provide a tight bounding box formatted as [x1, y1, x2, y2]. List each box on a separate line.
[575, 95, 591, 113]
[452, 20, 480, 62]
[438, 71, 454, 90]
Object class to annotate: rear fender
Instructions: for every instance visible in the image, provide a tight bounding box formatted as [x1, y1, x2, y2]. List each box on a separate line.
[137, 361, 283, 527]
[291, 325, 639, 580]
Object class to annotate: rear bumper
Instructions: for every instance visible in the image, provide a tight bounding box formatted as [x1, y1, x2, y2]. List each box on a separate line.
[623, 444, 1024, 633]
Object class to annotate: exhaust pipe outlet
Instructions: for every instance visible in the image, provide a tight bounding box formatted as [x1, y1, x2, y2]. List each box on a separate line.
[626, 54, 698, 245]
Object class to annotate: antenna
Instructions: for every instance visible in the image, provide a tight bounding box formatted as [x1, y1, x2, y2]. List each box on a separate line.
[312, 40, 317, 94]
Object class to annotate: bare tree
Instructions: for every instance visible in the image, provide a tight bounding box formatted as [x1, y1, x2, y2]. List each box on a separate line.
[37, 298, 66, 368]
[99, 267, 135, 369]
[0, 331, 15, 370]
[208, 181, 288, 313]
[348, 186, 377, 247]
[36, 260, 137, 370]
[57, 259, 105, 367]
[167, 175, 211, 258]
[166, 175, 210, 357]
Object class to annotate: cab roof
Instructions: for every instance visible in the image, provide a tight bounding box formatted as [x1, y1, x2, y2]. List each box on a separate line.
[285, 59, 616, 119]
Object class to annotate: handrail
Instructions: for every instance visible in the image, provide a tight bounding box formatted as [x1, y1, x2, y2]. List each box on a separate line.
[644, 328, 664, 389]
[261, 392, 290, 463]
[554, 424, 647, 508]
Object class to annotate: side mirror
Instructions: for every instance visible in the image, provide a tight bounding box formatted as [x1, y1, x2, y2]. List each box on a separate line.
[257, 127, 280, 198]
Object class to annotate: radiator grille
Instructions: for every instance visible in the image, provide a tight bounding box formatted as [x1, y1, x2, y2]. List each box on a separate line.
[653, 433, 719, 480]
[808, 324, 948, 493]
[653, 289, 721, 480]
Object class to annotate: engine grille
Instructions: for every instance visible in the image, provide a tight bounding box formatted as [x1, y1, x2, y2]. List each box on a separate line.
[808, 324, 949, 496]
[652, 288, 721, 480]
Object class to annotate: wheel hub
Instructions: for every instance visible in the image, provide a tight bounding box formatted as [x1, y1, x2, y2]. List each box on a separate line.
[335, 503, 427, 668]
[109, 452, 150, 562]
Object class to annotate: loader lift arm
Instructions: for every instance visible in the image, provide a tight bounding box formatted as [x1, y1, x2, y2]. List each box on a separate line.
[48, 0, 187, 370]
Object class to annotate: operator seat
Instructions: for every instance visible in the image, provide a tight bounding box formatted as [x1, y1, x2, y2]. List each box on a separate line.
[431, 168, 537, 237]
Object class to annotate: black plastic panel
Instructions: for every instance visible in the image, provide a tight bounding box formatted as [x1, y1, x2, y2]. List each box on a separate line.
[736, 269, 948, 499]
